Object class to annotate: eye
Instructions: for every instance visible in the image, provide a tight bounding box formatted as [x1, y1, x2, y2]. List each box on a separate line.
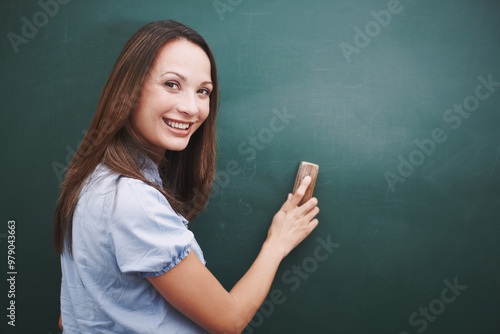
[164, 81, 179, 90]
[198, 88, 211, 96]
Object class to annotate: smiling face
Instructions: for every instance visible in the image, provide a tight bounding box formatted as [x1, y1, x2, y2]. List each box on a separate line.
[132, 38, 213, 155]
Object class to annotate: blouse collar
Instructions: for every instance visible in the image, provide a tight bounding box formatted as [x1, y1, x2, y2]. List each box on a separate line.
[141, 155, 163, 187]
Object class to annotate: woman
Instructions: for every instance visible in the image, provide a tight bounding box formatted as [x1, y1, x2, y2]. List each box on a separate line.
[54, 20, 319, 333]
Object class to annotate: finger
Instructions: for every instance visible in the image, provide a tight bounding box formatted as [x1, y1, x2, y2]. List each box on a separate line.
[296, 197, 318, 215]
[281, 193, 294, 212]
[308, 218, 319, 231]
[289, 176, 312, 207]
[303, 205, 320, 222]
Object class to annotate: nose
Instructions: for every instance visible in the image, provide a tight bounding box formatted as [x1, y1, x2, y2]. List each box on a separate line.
[176, 91, 198, 117]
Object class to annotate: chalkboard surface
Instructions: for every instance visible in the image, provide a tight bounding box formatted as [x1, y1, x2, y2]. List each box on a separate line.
[1, 0, 499, 333]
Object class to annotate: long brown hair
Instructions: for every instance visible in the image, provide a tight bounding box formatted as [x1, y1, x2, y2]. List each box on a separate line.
[53, 20, 219, 255]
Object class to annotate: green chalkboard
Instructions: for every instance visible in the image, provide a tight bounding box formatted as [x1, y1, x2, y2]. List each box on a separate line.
[1, 0, 499, 333]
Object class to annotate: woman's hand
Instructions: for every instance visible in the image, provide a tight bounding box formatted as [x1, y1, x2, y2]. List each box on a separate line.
[265, 176, 320, 259]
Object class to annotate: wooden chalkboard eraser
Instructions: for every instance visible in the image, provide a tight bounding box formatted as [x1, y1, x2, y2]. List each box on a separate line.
[292, 161, 319, 206]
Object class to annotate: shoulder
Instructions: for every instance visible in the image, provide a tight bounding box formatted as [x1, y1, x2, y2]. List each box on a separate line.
[113, 175, 178, 222]
[80, 162, 186, 226]
[80, 163, 182, 222]
[85, 163, 166, 207]
[117, 176, 163, 201]
[109, 171, 189, 235]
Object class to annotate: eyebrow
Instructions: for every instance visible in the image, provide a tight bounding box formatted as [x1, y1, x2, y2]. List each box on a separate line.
[160, 71, 213, 87]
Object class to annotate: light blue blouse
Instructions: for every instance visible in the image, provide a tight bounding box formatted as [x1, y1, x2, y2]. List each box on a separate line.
[60, 158, 208, 333]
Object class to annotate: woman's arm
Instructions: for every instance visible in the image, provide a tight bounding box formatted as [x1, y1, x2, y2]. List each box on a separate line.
[147, 176, 319, 333]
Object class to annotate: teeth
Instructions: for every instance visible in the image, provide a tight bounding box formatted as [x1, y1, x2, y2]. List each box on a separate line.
[164, 119, 190, 130]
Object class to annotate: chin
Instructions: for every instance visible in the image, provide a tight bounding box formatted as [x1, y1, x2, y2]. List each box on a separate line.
[163, 141, 190, 152]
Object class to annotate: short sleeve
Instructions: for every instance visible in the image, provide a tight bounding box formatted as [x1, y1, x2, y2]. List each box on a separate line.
[109, 177, 194, 277]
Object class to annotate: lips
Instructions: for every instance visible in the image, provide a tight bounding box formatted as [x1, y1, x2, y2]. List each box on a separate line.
[162, 118, 193, 130]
